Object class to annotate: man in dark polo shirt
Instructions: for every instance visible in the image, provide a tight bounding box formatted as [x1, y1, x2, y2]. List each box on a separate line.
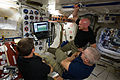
[17, 38, 53, 80]
[48, 4, 96, 55]
[61, 4, 96, 53]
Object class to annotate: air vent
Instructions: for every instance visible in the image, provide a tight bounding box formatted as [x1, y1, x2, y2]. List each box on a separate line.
[98, 15, 116, 23]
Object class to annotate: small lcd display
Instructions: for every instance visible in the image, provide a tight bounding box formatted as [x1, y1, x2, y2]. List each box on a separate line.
[33, 21, 48, 33]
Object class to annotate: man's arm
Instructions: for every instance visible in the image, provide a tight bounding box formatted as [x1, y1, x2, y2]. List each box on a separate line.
[72, 4, 79, 22]
[61, 52, 80, 71]
[61, 57, 73, 71]
[90, 43, 96, 48]
[78, 48, 84, 52]
[48, 64, 53, 73]
[34, 53, 53, 73]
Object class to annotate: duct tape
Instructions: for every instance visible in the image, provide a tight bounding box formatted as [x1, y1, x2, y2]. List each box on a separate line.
[0, 45, 8, 52]
[0, 56, 2, 59]
[0, 65, 4, 70]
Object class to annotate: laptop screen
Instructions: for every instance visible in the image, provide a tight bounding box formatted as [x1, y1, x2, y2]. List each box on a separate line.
[33, 21, 48, 33]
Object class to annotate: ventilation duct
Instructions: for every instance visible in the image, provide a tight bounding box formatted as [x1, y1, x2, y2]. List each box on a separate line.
[26, 0, 48, 6]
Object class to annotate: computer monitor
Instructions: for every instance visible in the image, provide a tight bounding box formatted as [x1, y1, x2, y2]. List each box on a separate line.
[33, 21, 48, 33]
[33, 21, 49, 39]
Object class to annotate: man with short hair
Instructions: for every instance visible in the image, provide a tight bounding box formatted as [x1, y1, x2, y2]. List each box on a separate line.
[17, 38, 53, 80]
[45, 47, 100, 80]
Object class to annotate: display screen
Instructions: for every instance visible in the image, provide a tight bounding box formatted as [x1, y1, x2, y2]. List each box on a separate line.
[33, 21, 48, 33]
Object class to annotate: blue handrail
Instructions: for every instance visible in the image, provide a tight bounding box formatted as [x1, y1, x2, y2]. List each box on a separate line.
[62, 1, 120, 8]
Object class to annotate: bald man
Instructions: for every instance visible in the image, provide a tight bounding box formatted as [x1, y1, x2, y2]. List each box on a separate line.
[78, 18, 90, 30]
[60, 5, 95, 53]
[48, 4, 96, 55]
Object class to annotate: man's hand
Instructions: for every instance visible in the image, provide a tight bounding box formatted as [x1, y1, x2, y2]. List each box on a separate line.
[90, 43, 96, 48]
[48, 64, 53, 73]
[71, 52, 81, 58]
[74, 4, 80, 9]
[78, 48, 83, 52]
[34, 53, 40, 56]
[73, 4, 80, 21]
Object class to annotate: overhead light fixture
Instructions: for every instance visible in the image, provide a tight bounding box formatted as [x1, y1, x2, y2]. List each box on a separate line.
[0, 0, 18, 9]
[49, 10, 62, 15]
[0, 0, 20, 19]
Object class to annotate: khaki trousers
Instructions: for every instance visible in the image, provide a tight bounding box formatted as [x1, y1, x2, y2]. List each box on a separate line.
[41, 48, 67, 76]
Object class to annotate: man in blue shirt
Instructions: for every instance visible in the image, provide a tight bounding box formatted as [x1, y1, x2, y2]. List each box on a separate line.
[62, 51, 95, 79]
[45, 47, 100, 80]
